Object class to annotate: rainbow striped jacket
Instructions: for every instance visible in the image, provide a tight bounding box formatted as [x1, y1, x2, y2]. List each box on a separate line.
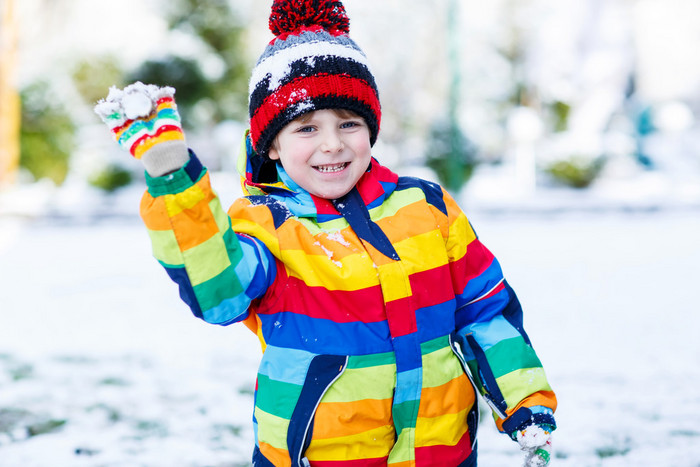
[139, 134, 556, 466]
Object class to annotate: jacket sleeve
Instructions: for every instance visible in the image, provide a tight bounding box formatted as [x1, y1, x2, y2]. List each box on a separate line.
[139, 153, 276, 326]
[441, 189, 557, 435]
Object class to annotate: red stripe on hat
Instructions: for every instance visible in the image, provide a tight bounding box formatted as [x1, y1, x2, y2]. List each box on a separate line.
[250, 74, 380, 145]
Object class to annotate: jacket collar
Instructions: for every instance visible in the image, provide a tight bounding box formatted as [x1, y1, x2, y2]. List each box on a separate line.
[237, 130, 398, 222]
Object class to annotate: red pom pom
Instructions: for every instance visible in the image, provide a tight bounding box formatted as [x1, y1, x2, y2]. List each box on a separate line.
[269, 0, 350, 36]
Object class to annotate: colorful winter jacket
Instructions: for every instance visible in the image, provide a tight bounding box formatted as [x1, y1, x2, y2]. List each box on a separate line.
[139, 133, 557, 467]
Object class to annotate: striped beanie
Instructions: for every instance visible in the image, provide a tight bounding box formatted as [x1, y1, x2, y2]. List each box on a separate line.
[248, 0, 381, 158]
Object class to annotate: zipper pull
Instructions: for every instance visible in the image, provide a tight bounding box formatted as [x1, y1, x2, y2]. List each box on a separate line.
[482, 392, 508, 419]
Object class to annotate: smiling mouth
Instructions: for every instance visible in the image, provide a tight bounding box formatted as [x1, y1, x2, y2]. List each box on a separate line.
[314, 163, 348, 173]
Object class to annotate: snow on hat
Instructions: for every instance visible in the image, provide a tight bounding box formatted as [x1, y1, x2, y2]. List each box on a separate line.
[248, 0, 381, 158]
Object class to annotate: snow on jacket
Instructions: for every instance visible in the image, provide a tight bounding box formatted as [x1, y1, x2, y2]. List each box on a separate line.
[139, 132, 557, 466]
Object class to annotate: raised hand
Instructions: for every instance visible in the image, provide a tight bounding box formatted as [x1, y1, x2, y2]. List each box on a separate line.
[94, 82, 189, 176]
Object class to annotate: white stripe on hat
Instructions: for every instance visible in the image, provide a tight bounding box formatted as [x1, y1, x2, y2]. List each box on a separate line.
[248, 39, 373, 95]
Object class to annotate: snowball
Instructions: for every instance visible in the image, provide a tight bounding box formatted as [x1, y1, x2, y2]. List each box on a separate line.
[517, 425, 550, 449]
[93, 99, 122, 120]
[94, 81, 177, 124]
[122, 91, 154, 120]
[517, 426, 552, 467]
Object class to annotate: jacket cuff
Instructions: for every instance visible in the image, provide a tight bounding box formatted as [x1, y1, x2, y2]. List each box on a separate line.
[141, 140, 190, 177]
[145, 150, 205, 197]
[502, 405, 557, 439]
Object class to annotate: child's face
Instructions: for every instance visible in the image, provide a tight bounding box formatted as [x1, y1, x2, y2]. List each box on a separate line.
[268, 109, 372, 200]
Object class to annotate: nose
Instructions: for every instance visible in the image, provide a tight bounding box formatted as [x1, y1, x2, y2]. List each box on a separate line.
[320, 129, 344, 153]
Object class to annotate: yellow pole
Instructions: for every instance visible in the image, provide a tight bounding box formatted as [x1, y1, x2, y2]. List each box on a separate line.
[0, 0, 21, 187]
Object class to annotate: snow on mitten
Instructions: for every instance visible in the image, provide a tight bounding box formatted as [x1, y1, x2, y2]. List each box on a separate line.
[94, 81, 189, 176]
[514, 424, 554, 467]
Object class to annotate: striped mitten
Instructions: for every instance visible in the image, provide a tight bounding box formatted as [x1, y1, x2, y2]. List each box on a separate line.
[514, 424, 554, 466]
[94, 82, 189, 176]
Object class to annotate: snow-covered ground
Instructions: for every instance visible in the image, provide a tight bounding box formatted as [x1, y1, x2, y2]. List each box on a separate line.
[1, 179, 700, 466]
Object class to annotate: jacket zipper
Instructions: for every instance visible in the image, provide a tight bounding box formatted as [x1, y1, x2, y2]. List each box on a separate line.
[449, 335, 480, 450]
[481, 388, 508, 419]
[297, 356, 349, 467]
[452, 334, 508, 419]
[464, 334, 508, 419]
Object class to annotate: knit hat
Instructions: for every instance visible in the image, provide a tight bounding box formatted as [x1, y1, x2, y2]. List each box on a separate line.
[248, 0, 381, 158]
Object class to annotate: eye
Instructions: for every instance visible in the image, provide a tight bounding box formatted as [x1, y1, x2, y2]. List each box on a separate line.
[340, 120, 362, 129]
[296, 125, 316, 133]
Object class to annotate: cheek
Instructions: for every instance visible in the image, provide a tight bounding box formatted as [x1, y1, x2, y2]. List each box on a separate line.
[277, 144, 308, 167]
[357, 131, 372, 152]
[350, 134, 372, 155]
[359, 142, 372, 162]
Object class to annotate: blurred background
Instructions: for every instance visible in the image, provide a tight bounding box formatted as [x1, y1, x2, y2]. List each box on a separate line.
[1, 1, 700, 466]
[1, 0, 699, 211]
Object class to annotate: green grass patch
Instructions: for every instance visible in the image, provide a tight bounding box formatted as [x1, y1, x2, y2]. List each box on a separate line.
[27, 419, 67, 437]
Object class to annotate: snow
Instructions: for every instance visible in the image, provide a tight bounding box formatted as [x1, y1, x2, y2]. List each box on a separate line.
[468, 210, 700, 466]
[0, 203, 261, 466]
[313, 241, 343, 268]
[326, 231, 350, 247]
[121, 92, 154, 121]
[94, 82, 176, 127]
[515, 425, 552, 467]
[2, 177, 700, 466]
[248, 39, 372, 94]
[4, 0, 699, 462]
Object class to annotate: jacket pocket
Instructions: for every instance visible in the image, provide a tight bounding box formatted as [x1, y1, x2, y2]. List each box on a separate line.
[287, 354, 348, 467]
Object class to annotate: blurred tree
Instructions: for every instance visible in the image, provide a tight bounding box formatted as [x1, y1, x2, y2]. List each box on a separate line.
[498, 0, 533, 109]
[425, 120, 479, 193]
[422, 0, 480, 193]
[167, 0, 250, 119]
[445, 0, 467, 191]
[19, 81, 75, 185]
[71, 55, 125, 106]
[548, 100, 572, 133]
[623, 75, 655, 169]
[88, 163, 133, 193]
[545, 155, 605, 189]
[129, 0, 250, 127]
[0, 0, 20, 186]
[128, 56, 210, 130]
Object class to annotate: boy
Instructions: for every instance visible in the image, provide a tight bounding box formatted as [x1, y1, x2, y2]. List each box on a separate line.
[95, 1, 557, 465]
